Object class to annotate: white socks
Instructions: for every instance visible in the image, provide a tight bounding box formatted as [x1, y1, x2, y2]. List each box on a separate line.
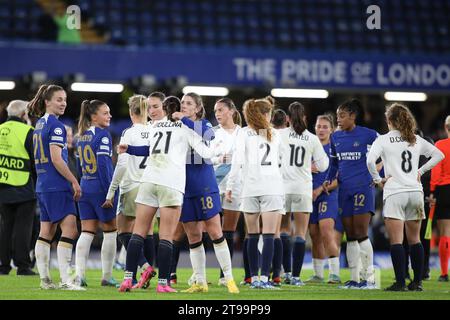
[189, 244, 206, 285]
[213, 239, 233, 281]
[75, 232, 94, 279]
[312, 258, 325, 278]
[328, 257, 340, 277]
[347, 240, 361, 282]
[359, 238, 374, 282]
[57, 239, 74, 284]
[35, 240, 51, 280]
[101, 231, 117, 281]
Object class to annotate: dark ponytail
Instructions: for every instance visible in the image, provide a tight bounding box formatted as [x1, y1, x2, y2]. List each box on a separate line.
[27, 84, 64, 118]
[162, 96, 181, 122]
[77, 100, 106, 135]
[287, 101, 307, 136]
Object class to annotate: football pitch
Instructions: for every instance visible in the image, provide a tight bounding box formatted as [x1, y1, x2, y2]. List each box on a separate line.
[1, 268, 449, 300]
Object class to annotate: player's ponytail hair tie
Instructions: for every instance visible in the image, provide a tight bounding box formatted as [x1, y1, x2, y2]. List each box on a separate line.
[385, 102, 417, 146]
[163, 96, 181, 122]
[78, 99, 107, 135]
[287, 101, 307, 136]
[127, 94, 148, 124]
[27, 84, 64, 118]
[243, 96, 274, 142]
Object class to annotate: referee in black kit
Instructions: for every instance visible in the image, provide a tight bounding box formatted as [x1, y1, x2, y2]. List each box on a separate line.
[0, 100, 37, 276]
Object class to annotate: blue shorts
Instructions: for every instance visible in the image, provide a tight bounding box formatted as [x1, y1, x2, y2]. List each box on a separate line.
[338, 185, 375, 218]
[78, 192, 117, 223]
[310, 192, 340, 226]
[334, 212, 344, 233]
[37, 191, 77, 223]
[180, 192, 222, 223]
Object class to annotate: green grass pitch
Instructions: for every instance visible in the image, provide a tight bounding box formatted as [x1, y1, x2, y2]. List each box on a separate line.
[0, 268, 449, 300]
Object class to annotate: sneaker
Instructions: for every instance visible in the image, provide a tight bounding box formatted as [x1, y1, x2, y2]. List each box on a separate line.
[218, 277, 227, 287]
[271, 277, 282, 287]
[133, 266, 156, 289]
[384, 282, 407, 292]
[118, 278, 133, 292]
[438, 274, 449, 282]
[170, 273, 178, 285]
[423, 272, 431, 281]
[290, 278, 305, 286]
[17, 269, 37, 276]
[327, 274, 342, 284]
[358, 280, 378, 290]
[181, 283, 208, 293]
[250, 280, 262, 289]
[226, 279, 240, 293]
[40, 277, 57, 290]
[260, 281, 280, 290]
[338, 280, 360, 289]
[73, 275, 88, 287]
[407, 281, 423, 291]
[240, 277, 252, 286]
[282, 272, 292, 284]
[156, 284, 177, 293]
[101, 277, 120, 288]
[59, 282, 86, 291]
[305, 275, 324, 283]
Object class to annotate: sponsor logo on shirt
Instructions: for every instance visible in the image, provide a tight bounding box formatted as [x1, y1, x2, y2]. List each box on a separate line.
[337, 152, 361, 160]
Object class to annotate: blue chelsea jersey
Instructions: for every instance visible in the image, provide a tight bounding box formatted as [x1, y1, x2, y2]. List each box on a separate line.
[313, 143, 332, 189]
[328, 126, 378, 189]
[181, 117, 219, 198]
[76, 126, 113, 194]
[33, 114, 71, 193]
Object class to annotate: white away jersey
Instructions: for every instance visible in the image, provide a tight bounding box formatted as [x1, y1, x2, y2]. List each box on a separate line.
[226, 127, 284, 197]
[211, 124, 242, 194]
[108, 124, 151, 198]
[141, 119, 216, 194]
[279, 128, 329, 195]
[367, 130, 443, 200]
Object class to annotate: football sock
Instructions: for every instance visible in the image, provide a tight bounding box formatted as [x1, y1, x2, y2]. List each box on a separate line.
[272, 237, 283, 279]
[57, 237, 74, 284]
[75, 232, 94, 279]
[101, 231, 117, 281]
[35, 238, 51, 280]
[247, 234, 260, 278]
[439, 236, 450, 276]
[410, 242, 424, 282]
[347, 240, 361, 282]
[280, 232, 292, 273]
[189, 242, 206, 285]
[390, 243, 406, 286]
[213, 237, 233, 281]
[292, 237, 306, 278]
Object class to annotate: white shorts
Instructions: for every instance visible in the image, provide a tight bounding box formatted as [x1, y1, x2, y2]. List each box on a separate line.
[383, 192, 425, 221]
[116, 187, 139, 217]
[241, 195, 285, 214]
[135, 182, 183, 208]
[285, 194, 313, 213]
[220, 193, 241, 212]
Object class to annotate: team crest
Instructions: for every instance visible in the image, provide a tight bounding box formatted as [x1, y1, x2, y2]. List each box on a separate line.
[101, 137, 109, 144]
[353, 141, 360, 147]
[54, 128, 63, 135]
